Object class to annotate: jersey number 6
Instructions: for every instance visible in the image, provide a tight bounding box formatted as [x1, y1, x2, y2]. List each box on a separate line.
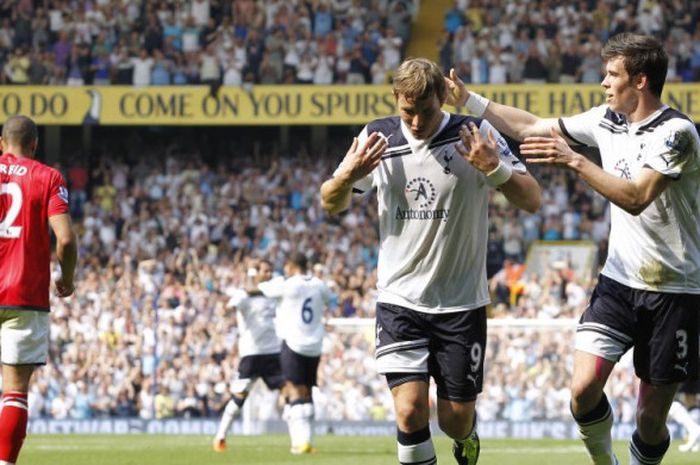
[301, 297, 313, 324]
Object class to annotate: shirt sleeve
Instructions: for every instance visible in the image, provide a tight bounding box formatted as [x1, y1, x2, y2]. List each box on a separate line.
[643, 120, 700, 179]
[331, 125, 374, 193]
[558, 105, 606, 148]
[257, 276, 286, 298]
[48, 170, 70, 217]
[478, 119, 526, 174]
[226, 288, 248, 309]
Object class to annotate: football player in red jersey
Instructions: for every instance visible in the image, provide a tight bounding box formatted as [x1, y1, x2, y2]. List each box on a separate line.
[0, 115, 77, 465]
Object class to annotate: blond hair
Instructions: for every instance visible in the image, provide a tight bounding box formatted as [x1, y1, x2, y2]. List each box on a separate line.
[392, 58, 446, 102]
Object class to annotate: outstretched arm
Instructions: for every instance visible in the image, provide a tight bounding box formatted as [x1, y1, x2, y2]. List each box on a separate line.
[521, 128, 669, 215]
[445, 68, 561, 142]
[320, 132, 387, 214]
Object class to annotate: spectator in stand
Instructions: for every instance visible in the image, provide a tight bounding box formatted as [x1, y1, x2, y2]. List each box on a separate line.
[560, 42, 582, 83]
[131, 49, 154, 87]
[522, 44, 548, 84]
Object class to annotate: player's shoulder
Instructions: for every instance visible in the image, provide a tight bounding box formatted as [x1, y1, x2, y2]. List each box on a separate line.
[0, 154, 61, 181]
[366, 116, 408, 148]
[28, 158, 64, 179]
[434, 113, 485, 142]
[635, 106, 696, 137]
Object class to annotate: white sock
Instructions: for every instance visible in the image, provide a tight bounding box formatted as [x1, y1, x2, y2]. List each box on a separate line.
[573, 396, 615, 465]
[299, 402, 315, 446]
[669, 401, 700, 434]
[397, 426, 436, 465]
[287, 403, 306, 448]
[397, 439, 436, 464]
[215, 399, 240, 440]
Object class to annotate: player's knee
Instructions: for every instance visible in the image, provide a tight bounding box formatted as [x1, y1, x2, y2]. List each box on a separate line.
[286, 383, 311, 402]
[394, 399, 429, 432]
[570, 380, 599, 413]
[436, 400, 476, 439]
[438, 410, 474, 439]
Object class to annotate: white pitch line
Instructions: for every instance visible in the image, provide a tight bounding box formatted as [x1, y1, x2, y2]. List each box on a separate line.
[484, 446, 587, 454]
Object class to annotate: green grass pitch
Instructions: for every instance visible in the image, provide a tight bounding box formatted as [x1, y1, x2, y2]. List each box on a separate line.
[21, 435, 698, 464]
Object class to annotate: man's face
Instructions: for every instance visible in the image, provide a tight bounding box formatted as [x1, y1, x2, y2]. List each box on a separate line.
[256, 262, 273, 283]
[396, 92, 443, 140]
[601, 56, 640, 116]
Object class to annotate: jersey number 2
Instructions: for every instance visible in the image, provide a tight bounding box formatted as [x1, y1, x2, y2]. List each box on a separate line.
[301, 297, 313, 324]
[0, 182, 22, 238]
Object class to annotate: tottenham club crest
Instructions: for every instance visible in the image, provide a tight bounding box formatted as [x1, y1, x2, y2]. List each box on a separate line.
[405, 177, 436, 208]
[613, 159, 631, 180]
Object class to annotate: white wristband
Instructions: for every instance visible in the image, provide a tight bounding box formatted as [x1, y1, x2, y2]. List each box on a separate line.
[465, 92, 490, 117]
[485, 160, 513, 187]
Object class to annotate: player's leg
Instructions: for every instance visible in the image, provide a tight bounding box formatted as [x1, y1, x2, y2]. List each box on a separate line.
[213, 391, 248, 451]
[280, 342, 319, 454]
[629, 382, 677, 464]
[0, 365, 33, 465]
[213, 354, 261, 451]
[0, 310, 48, 465]
[571, 276, 636, 465]
[375, 303, 435, 465]
[285, 382, 316, 454]
[570, 351, 617, 465]
[430, 307, 485, 465]
[388, 379, 435, 465]
[438, 399, 478, 465]
[629, 293, 700, 464]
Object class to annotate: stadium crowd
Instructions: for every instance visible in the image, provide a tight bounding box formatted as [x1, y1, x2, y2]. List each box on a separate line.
[1, 0, 415, 86]
[16, 127, 646, 423]
[441, 0, 700, 84]
[4, 0, 700, 87]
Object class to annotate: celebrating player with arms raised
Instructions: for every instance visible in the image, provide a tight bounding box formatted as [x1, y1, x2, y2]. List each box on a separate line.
[321, 58, 540, 465]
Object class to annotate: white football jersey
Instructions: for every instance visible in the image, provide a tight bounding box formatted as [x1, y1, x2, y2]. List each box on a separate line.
[227, 289, 281, 358]
[336, 111, 527, 313]
[560, 104, 700, 293]
[258, 274, 332, 356]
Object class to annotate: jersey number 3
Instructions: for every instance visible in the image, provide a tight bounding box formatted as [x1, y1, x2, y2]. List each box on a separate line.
[0, 182, 22, 239]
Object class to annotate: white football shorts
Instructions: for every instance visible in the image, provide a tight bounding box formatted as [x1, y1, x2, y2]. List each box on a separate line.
[0, 309, 49, 365]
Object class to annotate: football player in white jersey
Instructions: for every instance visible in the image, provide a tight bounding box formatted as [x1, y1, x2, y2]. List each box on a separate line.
[321, 58, 541, 465]
[257, 252, 333, 454]
[213, 259, 284, 452]
[449, 33, 700, 465]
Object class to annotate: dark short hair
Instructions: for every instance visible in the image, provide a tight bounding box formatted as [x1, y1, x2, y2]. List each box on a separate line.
[288, 252, 308, 273]
[602, 33, 668, 98]
[2, 115, 38, 149]
[256, 259, 273, 272]
[392, 57, 447, 103]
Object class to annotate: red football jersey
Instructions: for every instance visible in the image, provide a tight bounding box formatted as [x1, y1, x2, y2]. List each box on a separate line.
[0, 153, 70, 310]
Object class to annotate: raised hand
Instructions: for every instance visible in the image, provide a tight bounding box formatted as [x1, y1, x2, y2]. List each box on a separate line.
[444, 68, 468, 108]
[338, 131, 388, 183]
[455, 122, 500, 173]
[519, 127, 578, 167]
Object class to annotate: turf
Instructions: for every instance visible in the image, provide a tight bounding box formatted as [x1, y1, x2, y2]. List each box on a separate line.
[20, 434, 699, 464]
